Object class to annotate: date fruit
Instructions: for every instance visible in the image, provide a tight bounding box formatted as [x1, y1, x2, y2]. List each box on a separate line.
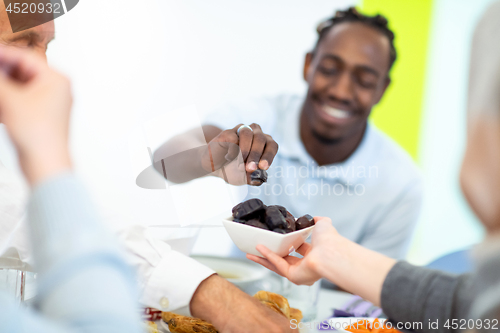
[231, 199, 313, 234]
[233, 198, 266, 220]
[295, 214, 315, 230]
[250, 169, 268, 185]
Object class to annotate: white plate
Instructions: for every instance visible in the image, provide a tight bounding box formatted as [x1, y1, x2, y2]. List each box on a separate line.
[191, 255, 267, 284]
[222, 217, 314, 257]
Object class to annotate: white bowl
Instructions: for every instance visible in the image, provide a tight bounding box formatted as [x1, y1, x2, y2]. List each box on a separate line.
[222, 217, 314, 257]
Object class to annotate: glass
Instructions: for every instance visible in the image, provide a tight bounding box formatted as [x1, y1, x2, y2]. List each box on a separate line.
[281, 278, 321, 322]
[0, 257, 37, 305]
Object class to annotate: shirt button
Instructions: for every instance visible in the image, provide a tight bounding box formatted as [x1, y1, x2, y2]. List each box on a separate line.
[160, 297, 170, 309]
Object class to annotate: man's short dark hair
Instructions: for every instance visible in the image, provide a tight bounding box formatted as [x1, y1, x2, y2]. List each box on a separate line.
[314, 7, 397, 73]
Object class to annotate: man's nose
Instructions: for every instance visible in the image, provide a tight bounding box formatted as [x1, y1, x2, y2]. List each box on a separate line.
[327, 72, 354, 104]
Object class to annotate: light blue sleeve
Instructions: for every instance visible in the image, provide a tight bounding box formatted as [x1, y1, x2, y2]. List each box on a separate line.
[0, 173, 142, 333]
[359, 178, 424, 260]
[202, 95, 281, 135]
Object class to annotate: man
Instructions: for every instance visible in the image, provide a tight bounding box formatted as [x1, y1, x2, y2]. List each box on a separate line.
[156, 7, 423, 260]
[0, 44, 142, 333]
[0, 4, 293, 333]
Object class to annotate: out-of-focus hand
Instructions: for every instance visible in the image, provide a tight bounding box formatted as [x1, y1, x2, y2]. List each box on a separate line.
[190, 275, 296, 332]
[247, 217, 338, 286]
[200, 123, 278, 186]
[0, 46, 72, 185]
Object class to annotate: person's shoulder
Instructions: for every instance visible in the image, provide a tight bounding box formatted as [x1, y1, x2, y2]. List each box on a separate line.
[272, 93, 304, 115]
[368, 125, 422, 185]
[203, 93, 302, 133]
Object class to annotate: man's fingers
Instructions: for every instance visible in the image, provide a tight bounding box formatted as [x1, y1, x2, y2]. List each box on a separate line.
[209, 130, 240, 167]
[233, 124, 253, 162]
[245, 124, 266, 172]
[259, 135, 278, 170]
[0, 45, 44, 83]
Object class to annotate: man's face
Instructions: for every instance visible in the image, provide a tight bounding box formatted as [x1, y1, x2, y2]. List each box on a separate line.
[0, 3, 54, 60]
[0, 5, 53, 123]
[302, 22, 391, 143]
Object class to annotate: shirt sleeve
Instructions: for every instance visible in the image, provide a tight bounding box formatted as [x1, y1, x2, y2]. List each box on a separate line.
[0, 173, 143, 333]
[470, 247, 500, 330]
[381, 261, 473, 333]
[358, 179, 423, 259]
[116, 226, 215, 315]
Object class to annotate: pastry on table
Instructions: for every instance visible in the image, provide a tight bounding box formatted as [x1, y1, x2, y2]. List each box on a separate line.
[162, 290, 303, 333]
[161, 312, 218, 333]
[144, 321, 158, 333]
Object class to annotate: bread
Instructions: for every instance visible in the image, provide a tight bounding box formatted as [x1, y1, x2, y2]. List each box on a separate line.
[289, 308, 304, 322]
[162, 312, 218, 333]
[253, 290, 291, 318]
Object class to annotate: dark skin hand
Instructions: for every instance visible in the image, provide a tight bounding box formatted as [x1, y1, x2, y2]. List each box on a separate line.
[155, 123, 278, 186]
[190, 274, 296, 333]
[201, 123, 278, 185]
[300, 22, 391, 166]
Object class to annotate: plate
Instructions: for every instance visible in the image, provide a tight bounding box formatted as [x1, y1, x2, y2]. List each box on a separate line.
[191, 255, 267, 284]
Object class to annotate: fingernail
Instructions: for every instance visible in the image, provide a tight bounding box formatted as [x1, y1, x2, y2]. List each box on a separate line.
[247, 161, 257, 171]
[259, 160, 269, 170]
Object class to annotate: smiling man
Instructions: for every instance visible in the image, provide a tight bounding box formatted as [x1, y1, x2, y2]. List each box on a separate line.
[157, 7, 423, 261]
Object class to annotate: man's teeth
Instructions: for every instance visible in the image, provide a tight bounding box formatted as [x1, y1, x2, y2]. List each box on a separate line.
[323, 106, 351, 119]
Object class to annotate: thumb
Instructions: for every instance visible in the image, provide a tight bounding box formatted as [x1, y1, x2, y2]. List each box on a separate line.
[312, 217, 334, 234]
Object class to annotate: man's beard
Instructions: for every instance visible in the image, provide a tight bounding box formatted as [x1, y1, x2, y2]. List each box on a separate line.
[311, 129, 343, 145]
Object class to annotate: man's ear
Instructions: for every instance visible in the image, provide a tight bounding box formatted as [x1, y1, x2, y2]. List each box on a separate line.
[374, 77, 391, 104]
[303, 52, 314, 82]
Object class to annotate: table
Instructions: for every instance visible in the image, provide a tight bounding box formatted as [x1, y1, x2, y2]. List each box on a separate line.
[156, 288, 353, 333]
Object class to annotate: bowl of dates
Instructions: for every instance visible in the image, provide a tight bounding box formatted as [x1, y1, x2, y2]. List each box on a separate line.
[222, 199, 315, 257]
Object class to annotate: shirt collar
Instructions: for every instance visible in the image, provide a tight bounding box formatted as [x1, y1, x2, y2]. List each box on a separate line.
[277, 100, 379, 185]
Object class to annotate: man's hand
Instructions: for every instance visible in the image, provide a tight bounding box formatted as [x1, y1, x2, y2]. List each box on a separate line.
[200, 123, 278, 186]
[190, 275, 296, 333]
[0, 46, 72, 185]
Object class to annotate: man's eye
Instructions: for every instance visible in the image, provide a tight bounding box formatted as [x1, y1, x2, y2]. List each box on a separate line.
[359, 80, 376, 88]
[318, 66, 338, 75]
[357, 75, 377, 89]
[9, 40, 32, 49]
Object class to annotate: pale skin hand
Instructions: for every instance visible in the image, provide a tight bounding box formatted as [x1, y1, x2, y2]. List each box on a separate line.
[190, 274, 297, 333]
[247, 217, 397, 306]
[0, 46, 72, 186]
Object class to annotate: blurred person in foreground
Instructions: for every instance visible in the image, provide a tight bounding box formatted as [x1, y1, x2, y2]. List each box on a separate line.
[156, 7, 422, 260]
[248, 2, 500, 331]
[0, 4, 295, 333]
[0, 46, 141, 332]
